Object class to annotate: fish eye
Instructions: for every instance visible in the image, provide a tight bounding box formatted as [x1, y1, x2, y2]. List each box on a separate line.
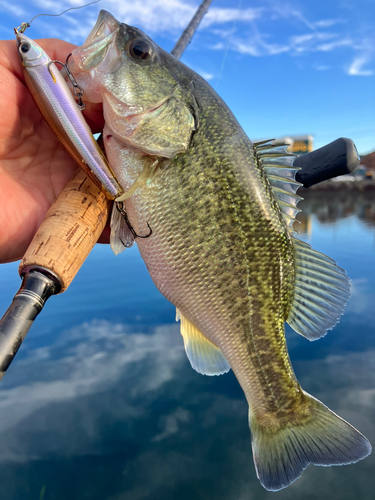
[19, 42, 31, 54]
[129, 39, 152, 61]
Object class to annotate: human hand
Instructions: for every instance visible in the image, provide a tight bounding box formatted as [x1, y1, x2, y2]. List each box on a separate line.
[0, 38, 107, 264]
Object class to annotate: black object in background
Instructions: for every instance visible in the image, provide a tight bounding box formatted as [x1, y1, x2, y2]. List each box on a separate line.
[295, 138, 360, 188]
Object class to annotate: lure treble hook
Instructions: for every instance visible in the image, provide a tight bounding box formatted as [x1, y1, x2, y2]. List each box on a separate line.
[116, 202, 153, 241]
[47, 57, 86, 111]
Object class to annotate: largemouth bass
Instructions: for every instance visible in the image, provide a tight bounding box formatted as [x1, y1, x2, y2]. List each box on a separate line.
[70, 10, 371, 491]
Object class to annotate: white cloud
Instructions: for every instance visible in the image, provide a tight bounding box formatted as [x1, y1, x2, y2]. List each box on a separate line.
[0, 320, 185, 450]
[152, 407, 191, 441]
[34, 0, 61, 9]
[24, 0, 262, 45]
[346, 278, 375, 315]
[15, 0, 373, 79]
[289, 32, 348, 54]
[317, 38, 353, 52]
[268, 2, 316, 31]
[229, 38, 262, 57]
[348, 54, 374, 76]
[201, 6, 263, 28]
[0, 316, 372, 500]
[211, 30, 348, 59]
[314, 18, 346, 29]
[0, 0, 26, 16]
[291, 32, 336, 45]
[58, 0, 261, 36]
[199, 70, 214, 80]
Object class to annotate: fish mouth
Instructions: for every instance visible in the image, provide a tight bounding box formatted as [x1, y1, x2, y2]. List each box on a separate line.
[73, 10, 119, 72]
[83, 10, 119, 47]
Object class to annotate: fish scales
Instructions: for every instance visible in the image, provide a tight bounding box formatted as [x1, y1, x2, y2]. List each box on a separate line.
[131, 84, 299, 414]
[70, 10, 371, 491]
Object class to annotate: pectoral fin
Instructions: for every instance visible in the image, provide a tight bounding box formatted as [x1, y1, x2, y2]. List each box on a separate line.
[176, 309, 230, 376]
[110, 203, 135, 255]
[115, 160, 158, 202]
[287, 237, 351, 340]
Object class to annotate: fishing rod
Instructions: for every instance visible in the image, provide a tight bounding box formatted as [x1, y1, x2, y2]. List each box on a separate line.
[0, 0, 359, 382]
[171, 0, 213, 59]
[169, 0, 360, 185]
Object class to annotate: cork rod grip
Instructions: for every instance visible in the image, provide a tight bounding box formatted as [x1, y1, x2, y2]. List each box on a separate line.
[19, 170, 111, 293]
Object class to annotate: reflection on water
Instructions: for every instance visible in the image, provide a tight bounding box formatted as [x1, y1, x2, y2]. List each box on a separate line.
[297, 190, 375, 231]
[0, 191, 374, 500]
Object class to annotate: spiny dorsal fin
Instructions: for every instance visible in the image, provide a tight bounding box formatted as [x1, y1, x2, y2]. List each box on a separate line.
[287, 237, 351, 340]
[176, 309, 230, 376]
[254, 141, 351, 341]
[254, 141, 302, 231]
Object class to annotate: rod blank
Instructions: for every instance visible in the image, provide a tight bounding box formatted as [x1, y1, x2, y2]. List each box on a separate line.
[171, 0, 213, 59]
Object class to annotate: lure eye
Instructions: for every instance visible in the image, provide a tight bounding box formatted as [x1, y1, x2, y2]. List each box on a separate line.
[129, 39, 152, 61]
[19, 42, 31, 54]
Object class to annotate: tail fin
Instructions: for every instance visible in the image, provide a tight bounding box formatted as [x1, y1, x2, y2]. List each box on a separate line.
[250, 392, 371, 491]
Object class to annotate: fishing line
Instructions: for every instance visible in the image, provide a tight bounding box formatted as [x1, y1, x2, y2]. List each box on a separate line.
[215, 0, 243, 91]
[14, 0, 101, 34]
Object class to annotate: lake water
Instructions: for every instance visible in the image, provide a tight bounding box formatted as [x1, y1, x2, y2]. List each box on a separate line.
[0, 190, 374, 500]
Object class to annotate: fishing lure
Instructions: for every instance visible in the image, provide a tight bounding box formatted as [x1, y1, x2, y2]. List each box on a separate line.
[15, 30, 124, 201]
[14, 4, 138, 246]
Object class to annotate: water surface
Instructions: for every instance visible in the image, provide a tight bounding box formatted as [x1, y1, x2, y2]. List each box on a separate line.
[0, 191, 374, 500]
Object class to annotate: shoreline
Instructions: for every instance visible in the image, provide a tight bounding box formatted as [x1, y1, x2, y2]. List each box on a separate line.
[298, 179, 375, 193]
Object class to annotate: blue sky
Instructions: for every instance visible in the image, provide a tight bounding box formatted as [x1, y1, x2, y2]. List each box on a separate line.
[1, 0, 374, 154]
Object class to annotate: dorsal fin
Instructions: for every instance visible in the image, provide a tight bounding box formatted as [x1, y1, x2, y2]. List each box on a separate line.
[176, 309, 230, 376]
[254, 141, 302, 231]
[254, 141, 351, 341]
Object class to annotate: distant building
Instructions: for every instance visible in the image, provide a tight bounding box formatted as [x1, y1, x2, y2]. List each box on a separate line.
[359, 151, 375, 179]
[279, 135, 314, 155]
[257, 135, 314, 155]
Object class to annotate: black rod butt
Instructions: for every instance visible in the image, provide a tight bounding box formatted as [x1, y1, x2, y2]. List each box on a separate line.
[295, 138, 360, 188]
[0, 270, 60, 381]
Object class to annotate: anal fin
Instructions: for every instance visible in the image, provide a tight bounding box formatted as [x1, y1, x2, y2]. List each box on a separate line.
[176, 309, 230, 376]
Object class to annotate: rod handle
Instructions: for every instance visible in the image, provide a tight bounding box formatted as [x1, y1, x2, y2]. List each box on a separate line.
[19, 170, 111, 293]
[295, 138, 360, 188]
